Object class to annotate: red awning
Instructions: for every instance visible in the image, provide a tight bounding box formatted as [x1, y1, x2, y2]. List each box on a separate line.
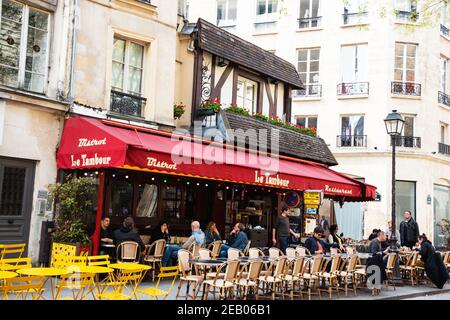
[57, 117, 376, 201]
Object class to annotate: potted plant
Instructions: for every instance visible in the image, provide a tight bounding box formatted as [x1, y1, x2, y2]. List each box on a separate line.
[174, 103, 186, 120]
[197, 98, 222, 117]
[49, 176, 96, 255]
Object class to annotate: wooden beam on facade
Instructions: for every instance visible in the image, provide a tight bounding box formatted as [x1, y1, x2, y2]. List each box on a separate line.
[210, 63, 234, 100]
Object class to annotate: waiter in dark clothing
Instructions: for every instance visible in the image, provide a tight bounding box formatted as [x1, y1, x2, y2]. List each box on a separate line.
[272, 206, 300, 254]
[399, 211, 420, 248]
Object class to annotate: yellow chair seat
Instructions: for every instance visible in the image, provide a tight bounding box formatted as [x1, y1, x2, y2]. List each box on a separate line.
[138, 287, 168, 298]
[98, 292, 132, 300]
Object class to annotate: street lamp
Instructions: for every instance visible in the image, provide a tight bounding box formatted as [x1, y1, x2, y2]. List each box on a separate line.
[384, 110, 405, 248]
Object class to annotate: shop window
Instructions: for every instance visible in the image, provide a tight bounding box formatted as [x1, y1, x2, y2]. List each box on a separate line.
[433, 184, 450, 247]
[110, 179, 133, 218]
[162, 185, 183, 219]
[0, 0, 50, 93]
[395, 180, 416, 225]
[136, 183, 158, 218]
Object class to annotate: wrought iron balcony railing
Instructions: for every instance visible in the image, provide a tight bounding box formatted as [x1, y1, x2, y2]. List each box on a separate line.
[137, 0, 152, 5]
[438, 142, 450, 155]
[391, 136, 421, 148]
[396, 10, 419, 23]
[342, 12, 369, 25]
[391, 82, 421, 96]
[441, 24, 449, 37]
[337, 82, 369, 95]
[110, 90, 146, 118]
[337, 135, 367, 148]
[298, 16, 322, 28]
[293, 84, 322, 97]
[438, 91, 450, 107]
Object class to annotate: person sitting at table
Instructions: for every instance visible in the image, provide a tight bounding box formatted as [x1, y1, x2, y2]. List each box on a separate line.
[113, 216, 146, 253]
[100, 217, 115, 256]
[327, 224, 345, 252]
[414, 234, 449, 289]
[204, 221, 221, 246]
[150, 221, 170, 244]
[368, 229, 381, 241]
[162, 221, 205, 267]
[304, 227, 337, 254]
[219, 223, 249, 258]
[366, 230, 388, 284]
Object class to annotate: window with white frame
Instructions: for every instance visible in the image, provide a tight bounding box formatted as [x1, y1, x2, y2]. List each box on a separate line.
[395, 0, 418, 23]
[299, 0, 321, 29]
[343, 0, 368, 25]
[394, 43, 417, 83]
[339, 115, 365, 147]
[440, 55, 449, 93]
[0, 0, 50, 93]
[441, 1, 450, 35]
[217, 0, 237, 28]
[236, 77, 257, 113]
[441, 123, 448, 144]
[255, 0, 278, 33]
[296, 116, 317, 129]
[395, 115, 418, 147]
[339, 44, 368, 94]
[296, 48, 320, 96]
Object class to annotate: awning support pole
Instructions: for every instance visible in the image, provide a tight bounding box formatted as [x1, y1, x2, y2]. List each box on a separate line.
[91, 170, 105, 255]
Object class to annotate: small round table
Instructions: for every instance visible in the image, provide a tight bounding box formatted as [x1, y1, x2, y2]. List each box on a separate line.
[17, 268, 69, 300]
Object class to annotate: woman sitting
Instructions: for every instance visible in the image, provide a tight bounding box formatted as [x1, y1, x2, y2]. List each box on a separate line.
[327, 224, 345, 251]
[204, 221, 221, 246]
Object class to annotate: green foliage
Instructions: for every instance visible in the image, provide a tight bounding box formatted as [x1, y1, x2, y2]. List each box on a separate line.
[438, 219, 450, 234]
[227, 104, 250, 116]
[49, 176, 96, 245]
[174, 103, 186, 120]
[199, 98, 222, 113]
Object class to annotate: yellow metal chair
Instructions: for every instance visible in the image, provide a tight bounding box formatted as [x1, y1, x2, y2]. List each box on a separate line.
[2, 276, 46, 300]
[55, 273, 96, 300]
[52, 254, 87, 269]
[137, 266, 178, 300]
[97, 269, 144, 300]
[0, 257, 32, 271]
[87, 255, 111, 267]
[0, 243, 27, 260]
[50, 243, 77, 267]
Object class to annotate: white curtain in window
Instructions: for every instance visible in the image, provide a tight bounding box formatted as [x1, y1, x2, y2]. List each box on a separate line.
[136, 184, 158, 218]
[440, 57, 447, 93]
[341, 45, 367, 83]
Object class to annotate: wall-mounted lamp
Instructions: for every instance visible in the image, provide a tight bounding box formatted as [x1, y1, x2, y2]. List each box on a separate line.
[217, 57, 228, 67]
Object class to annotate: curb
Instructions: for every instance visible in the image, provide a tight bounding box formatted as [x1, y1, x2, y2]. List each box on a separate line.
[378, 288, 450, 300]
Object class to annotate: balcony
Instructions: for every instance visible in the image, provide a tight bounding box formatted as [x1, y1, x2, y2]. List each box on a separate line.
[441, 24, 449, 37]
[337, 82, 369, 96]
[391, 136, 421, 148]
[110, 90, 146, 118]
[137, 0, 152, 4]
[342, 12, 368, 25]
[439, 142, 450, 155]
[395, 10, 419, 23]
[293, 84, 322, 98]
[337, 135, 367, 148]
[298, 16, 322, 29]
[438, 91, 450, 107]
[391, 82, 421, 96]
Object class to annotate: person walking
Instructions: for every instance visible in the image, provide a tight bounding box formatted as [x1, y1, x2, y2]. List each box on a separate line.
[272, 206, 300, 254]
[399, 210, 420, 248]
[320, 216, 330, 232]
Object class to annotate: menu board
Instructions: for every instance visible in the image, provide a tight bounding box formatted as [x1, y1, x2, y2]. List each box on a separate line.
[304, 217, 317, 234]
[303, 190, 323, 205]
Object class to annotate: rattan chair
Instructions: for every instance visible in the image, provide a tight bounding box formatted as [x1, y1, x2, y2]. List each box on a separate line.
[204, 260, 240, 300]
[318, 254, 341, 299]
[258, 256, 287, 300]
[268, 247, 285, 259]
[282, 256, 305, 300]
[143, 239, 166, 281]
[236, 260, 263, 300]
[116, 241, 140, 263]
[336, 254, 359, 297]
[400, 251, 420, 286]
[176, 249, 203, 300]
[301, 255, 323, 300]
[207, 241, 222, 258]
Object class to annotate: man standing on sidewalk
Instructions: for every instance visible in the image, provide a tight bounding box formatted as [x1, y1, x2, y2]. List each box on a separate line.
[399, 210, 420, 249]
[272, 206, 300, 254]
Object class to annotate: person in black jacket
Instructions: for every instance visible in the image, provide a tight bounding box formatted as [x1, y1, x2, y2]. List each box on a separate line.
[113, 216, 145, 251]
[150, 221, 170, 244]
[304, 227, 337, 254]
[416, 234, 449, 289]
[399, 211, 420, 248]
[204, 221, 221, 246]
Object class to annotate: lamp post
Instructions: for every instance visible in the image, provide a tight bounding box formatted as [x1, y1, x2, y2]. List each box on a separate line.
[384, 110, 405, 248]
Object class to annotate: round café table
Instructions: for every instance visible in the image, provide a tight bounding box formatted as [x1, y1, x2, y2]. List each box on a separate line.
[189, 259, 227, 300]
[16, 267, 69, 300]
[0, 271, 18, 300]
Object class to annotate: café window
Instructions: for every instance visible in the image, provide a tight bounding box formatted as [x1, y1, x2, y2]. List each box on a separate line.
[395, 180, 416, 225]
[296, 116, 317, 129]
[162, 185, 183, 219]
[110, 177, 133, 218]
[0, 0, 50, 93]
[236, 77, 257, 113]
[136, 183, 158, 218]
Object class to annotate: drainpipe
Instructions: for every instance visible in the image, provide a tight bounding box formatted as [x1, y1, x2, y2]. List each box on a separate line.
[68, 0, 78, 103]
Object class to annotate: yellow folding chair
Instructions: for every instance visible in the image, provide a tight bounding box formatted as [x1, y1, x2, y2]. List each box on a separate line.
[87, 255, 110, 267]
[0, 243, 26, 260]
[0, 258, 32, 271]
[2, 276, 46, 300]
[55, 272, 96, 300]
[50, 243, 76, 267]
[97, 269, 144, 300]
[137, 266, 179, 300]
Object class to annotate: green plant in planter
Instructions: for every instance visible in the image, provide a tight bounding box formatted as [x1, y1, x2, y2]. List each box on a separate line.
[227, 104, 250, 116]
[199, 98, 222, 113]
[174, 103, 186, 120]
[49, 176, 96, 245]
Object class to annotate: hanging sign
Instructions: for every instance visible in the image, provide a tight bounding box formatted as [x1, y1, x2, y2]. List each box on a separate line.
[303, 190, 323, 205]
[284, 191, 301, 208]
[305, 205, 319, 215]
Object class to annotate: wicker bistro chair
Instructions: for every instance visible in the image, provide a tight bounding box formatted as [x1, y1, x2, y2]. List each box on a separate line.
[203, 260, 241, 300]
[242, 241, 252, 256]
[176, 249, 203, 300]
[385, 252, 398, 290]
[235, 260, 264, 300]
[187, 242, 203, 259]
[268, 247, 285, 259]
[281, 256, 305, 300]
[258, 256, 287, 300]
[336, 254, 359, 297]
[295, 246, 311, 257]
[301, 255, 324, 300]
[116, 241, 141, 263]
[143, 239, 166, 282]
[207, 241, 222, 259]
[249, 248, 265, 259]
[400, 251, 420, 286]
[318, 254, 342, 299]
[443, 251, 450, 272]
[206, 248, 244, 280]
